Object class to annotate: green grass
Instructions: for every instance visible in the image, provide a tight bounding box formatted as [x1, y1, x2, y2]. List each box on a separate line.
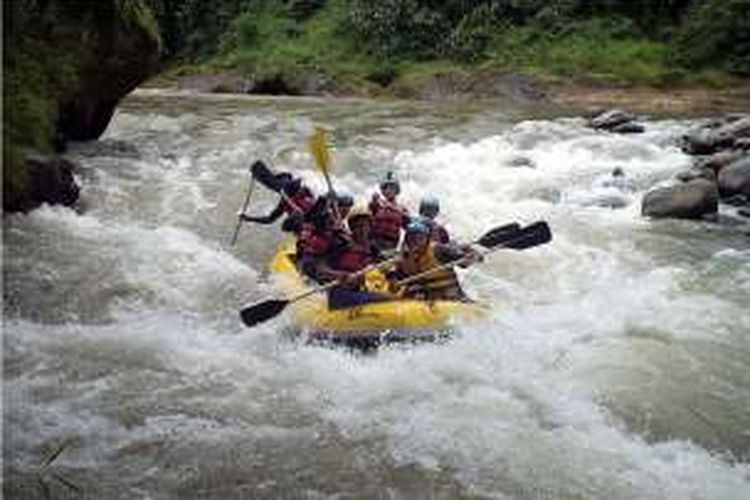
[164, 4, 742, 93]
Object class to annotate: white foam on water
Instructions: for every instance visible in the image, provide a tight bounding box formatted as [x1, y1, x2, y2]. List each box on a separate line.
[4, 101, 749, 498]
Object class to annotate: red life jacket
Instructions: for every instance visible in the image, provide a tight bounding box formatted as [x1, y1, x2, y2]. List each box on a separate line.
[370, 196, 406, 247]
[297, 224, 331, 256]
[332, 242, 374, 273]
[431, 223, 450, 244]
[282, 188, 316, 215]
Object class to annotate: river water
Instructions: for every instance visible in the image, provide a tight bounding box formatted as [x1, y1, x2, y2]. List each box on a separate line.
[3, 90, 749, 499]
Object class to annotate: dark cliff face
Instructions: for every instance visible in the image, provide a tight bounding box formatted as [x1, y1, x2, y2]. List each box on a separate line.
[3, 0, 161, 212]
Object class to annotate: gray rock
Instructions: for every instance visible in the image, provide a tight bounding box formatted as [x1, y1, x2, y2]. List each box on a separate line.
[718, 156, 750, 197]
[610, 122, 645, 134]
[680, 116, 750, 156]
[589, 109, 637, 130]
[723, 194, 749, 206]
[694, 150, 744, 173]
[677, 168, 716, 183]
[641, 179, 718, 219]
[506, 156, 536, 168]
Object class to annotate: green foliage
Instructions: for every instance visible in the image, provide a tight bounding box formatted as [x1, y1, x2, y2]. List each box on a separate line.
[486, 16, 670, 84]
[672, 0, 750, 76]
[3, 0, 161, 198]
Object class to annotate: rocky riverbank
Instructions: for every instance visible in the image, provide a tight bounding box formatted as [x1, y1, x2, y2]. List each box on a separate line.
[3, 1, 160, 213]
[152, 67, 750, 116]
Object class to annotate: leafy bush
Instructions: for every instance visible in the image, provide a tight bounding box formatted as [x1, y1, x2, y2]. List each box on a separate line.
[672, 0, 750, 75]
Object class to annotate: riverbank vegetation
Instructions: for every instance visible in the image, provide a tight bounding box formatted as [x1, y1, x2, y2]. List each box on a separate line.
[146, 0, 750, 90]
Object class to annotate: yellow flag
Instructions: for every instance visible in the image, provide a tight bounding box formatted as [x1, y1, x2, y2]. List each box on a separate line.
[308, 126, 331, 174]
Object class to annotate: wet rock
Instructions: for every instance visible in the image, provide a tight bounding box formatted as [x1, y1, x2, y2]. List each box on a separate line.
[610, 122, 645, 134]
[676, 167, 715, 183]
[612, 167, 625, 177]
[734, 137, 750, 150]
[681, 115, 750, 155]
[641, 179, 718, 219]
[588, 109, 643, 133]
[717, 156, 750, 197]
[723, 194, 749, 206]
[3, 154, 80, 212]
[506, 156, 536, 168]
[739, 208, 750, 218]
[694, 150, 744, 174]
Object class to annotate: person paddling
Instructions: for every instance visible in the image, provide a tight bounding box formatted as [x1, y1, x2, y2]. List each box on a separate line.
[391, 220, 477, 301]
[238, 174, 316, 231]
[320, 206, 390, 309]
[369, 170, 409, 252]
[296, 197, 350, 283]
[418, 195, 450, 243]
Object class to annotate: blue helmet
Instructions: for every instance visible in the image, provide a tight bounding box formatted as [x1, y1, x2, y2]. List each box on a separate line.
[405, 219, 431, 236]
[419, 195, 440, 218]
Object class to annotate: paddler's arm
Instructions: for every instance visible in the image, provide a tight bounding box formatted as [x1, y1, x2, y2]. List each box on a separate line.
[434, 243, 481, 267]
[239, 201, 285, 224]
[316, 260, 361, 285]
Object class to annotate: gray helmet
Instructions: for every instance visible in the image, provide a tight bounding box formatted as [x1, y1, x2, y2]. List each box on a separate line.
[379, 170, 400, 194]
[419, 195, 440, 218]
[337, 192, 354, 207]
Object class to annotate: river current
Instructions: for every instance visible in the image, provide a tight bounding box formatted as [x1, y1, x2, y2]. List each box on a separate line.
[3, 90, 749, 499]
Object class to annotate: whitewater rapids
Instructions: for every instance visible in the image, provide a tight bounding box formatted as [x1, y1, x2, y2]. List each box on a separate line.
[3, 90, 749, 499]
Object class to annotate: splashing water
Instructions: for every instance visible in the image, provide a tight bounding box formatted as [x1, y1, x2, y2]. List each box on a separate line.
[3, 91, 749, 499]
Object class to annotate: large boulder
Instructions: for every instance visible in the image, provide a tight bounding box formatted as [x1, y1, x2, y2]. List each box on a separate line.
[641, 179, 718, 219]
[681, 115, 750, 155]
[56, 5, 161, 141]
[3, 154, 80, 213]
[588, 109, 643, 133]
[717, 156, 750, 197]
[3, 1, 161, 212]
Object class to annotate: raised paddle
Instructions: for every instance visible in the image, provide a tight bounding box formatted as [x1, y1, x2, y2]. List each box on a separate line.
[240, 222, 532, 328]
[229, 170, 256, 246]
[394, 221, 552, 290]
[250, 160, 284, 192]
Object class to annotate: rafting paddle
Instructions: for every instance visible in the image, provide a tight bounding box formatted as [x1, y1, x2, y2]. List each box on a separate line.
[394, 221, 552, 290]
[239, 222, 540, 328]
[229, 170, 256, 246]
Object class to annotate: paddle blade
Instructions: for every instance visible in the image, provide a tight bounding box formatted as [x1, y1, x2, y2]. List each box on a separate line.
[251, 160, 283, 192]
[502, 221, 552, 250]
[240, 299, 289, 327]
[308, 127, 331, 174]
[477, 222, 522, 248]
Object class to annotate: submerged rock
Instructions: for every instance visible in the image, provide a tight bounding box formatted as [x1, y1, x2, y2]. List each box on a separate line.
[717, 156, 750, 197]
[641, 179, 718, 219]
[506, 156, 536, 168]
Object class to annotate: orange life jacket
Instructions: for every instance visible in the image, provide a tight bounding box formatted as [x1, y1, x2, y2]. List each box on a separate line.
[398, 243, 462, 300]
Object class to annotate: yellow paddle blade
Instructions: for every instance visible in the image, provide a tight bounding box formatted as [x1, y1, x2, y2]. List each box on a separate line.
[308, 126, 331, 174]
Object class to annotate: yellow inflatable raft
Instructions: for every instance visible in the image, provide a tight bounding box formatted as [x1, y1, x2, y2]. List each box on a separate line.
[270, 240, 488, 345]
